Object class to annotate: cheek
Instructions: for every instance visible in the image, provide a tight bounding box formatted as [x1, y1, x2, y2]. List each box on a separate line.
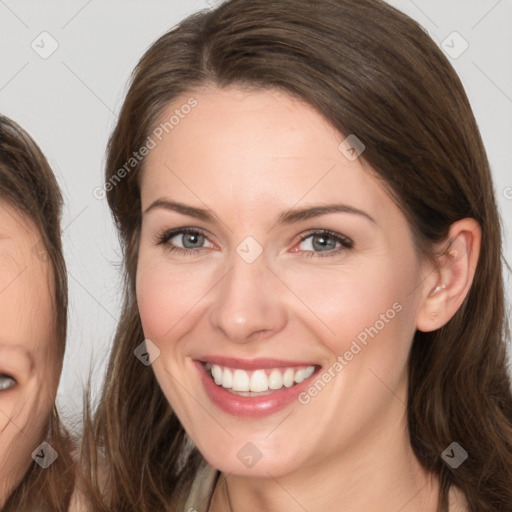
[136, 254, 208, 342]
[287, 253, 419, 365]
[0, 434, 32, 508]
[137, 262, 176, 342]
[0, 383, 52, 502]
[0, 380, 53, 434]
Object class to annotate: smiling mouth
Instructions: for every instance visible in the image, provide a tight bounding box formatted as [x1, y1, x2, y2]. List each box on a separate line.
[203, 362, 318, 395]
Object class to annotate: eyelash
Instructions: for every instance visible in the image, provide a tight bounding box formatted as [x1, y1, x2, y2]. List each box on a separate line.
[154, 227, 353, 258]
[0, 374, 17, 392]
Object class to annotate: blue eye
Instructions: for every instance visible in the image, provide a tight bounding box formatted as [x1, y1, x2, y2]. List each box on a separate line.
[0, 374, 17, 391]
[155, 227, 353, 258]
[156, 227, 213, 256]
[296, 230, 353, 258]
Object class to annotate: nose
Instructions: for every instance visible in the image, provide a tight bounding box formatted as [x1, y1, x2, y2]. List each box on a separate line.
[208, 250, 287, 344]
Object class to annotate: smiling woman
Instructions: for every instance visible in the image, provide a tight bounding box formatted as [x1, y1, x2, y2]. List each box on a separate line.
[0, 115, 74, 511]
[77, 0, 512, 511]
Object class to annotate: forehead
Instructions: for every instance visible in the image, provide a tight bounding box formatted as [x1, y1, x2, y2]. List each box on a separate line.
[0, 201, 31, 233]
[0, 202, 41, 261]
[0, 202, 55, 356]
[140, 87, 392, 224]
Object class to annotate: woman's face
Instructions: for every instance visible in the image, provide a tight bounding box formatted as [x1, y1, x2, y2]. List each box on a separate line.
[0, 203, 59, 506]
[137, 86, 433, 477]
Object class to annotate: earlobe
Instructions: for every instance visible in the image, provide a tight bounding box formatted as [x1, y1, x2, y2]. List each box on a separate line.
[416, 218, 481, 333]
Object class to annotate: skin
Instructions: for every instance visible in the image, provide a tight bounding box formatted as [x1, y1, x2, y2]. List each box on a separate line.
[0, 203, 60, 508]
[136, 86, 480, 512]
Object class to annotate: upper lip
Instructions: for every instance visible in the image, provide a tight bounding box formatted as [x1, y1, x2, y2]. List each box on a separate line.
[196, 356, 318, 370]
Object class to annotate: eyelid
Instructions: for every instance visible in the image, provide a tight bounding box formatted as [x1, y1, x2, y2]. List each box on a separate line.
[154, 226, 217, 248]
[155, 226, 353, 257]
[297, 228, 353, 245]
[0, 346, 34, 382]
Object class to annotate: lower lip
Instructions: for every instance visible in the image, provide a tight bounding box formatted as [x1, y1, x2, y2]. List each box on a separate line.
[195, 361, 318, 418]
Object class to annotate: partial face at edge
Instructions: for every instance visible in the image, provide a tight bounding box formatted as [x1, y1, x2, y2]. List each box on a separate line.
[136, 86, 430, 477]
[0, 203, 60, 507]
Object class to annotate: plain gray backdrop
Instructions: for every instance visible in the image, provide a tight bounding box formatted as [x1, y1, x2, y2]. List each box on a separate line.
[1, 0, 511, 427]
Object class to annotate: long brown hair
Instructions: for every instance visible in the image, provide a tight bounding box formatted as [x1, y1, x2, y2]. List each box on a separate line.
[0, 115, 74, 511]
[79, 0, 512, 510]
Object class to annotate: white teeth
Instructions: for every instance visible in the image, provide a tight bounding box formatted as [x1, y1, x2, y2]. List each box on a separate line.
[294, 368, 306, 383]
[268, 369, 283, 390]
[212, 364, 223, 385]
[283, 368, 295, 388]
[303, 366, 315, 379]
[221, 368, 233, 388]
[207, 364, 316, 393]
[232, 369, 250, 392]
[250, 370, 268, 392]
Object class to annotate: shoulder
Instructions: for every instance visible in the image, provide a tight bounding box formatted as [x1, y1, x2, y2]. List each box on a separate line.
[182, 462, 220, 512]
[67, 446, 109, 512]
[67, 446, 92, 512]
[68, 485, 91, 512]
[448, 484, 469, 512]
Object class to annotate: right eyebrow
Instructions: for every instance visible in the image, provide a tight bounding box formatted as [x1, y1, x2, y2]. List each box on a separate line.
[144, 199, 216, 223]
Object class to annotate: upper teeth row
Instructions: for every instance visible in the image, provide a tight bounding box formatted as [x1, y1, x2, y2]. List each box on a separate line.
[206, 364, 315, 392]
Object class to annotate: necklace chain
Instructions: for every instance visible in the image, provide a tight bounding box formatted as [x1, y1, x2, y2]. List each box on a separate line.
[210, 474, 234, 512]
[224, 477, 234, 512]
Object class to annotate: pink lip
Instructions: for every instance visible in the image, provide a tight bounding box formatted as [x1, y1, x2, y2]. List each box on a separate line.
[198, 355, 315, 370]
[194, 360, 319, 418]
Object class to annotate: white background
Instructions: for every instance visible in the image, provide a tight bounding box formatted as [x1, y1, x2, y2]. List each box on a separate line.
[1, 0, 511, 426]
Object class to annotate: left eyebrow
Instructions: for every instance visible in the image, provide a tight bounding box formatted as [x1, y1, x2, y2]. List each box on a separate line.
[274, 203, 376, 226]
[143, 199, 376, 226]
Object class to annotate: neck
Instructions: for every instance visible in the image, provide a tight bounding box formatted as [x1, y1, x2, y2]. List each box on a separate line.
[211, 382, 441, 512]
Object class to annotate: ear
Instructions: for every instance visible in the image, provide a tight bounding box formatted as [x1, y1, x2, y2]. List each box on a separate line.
[416, 218, 481, 332]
